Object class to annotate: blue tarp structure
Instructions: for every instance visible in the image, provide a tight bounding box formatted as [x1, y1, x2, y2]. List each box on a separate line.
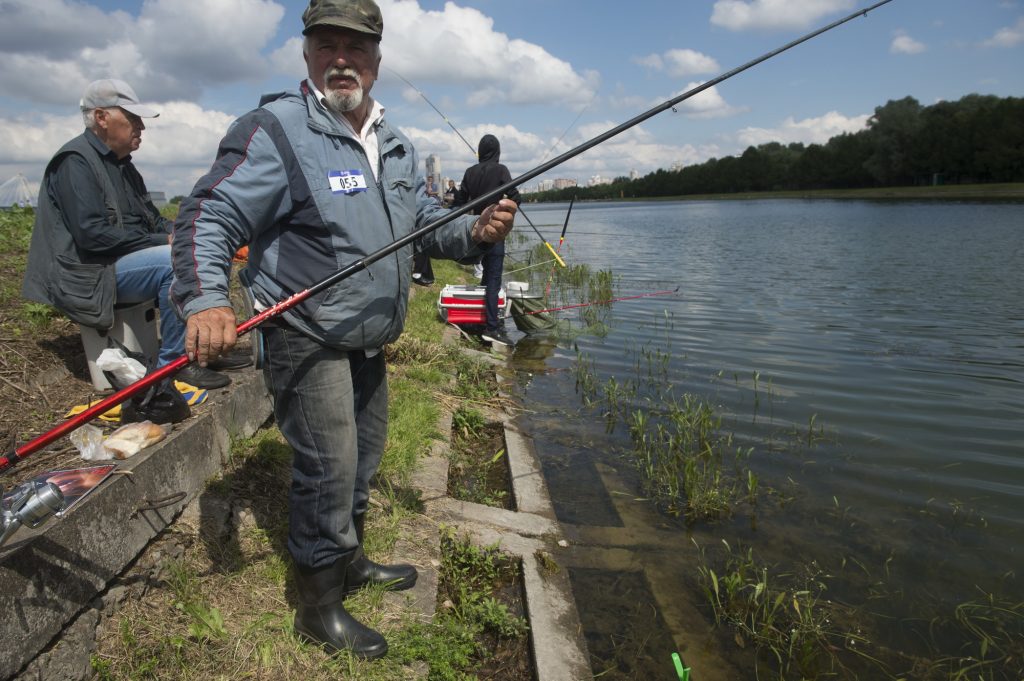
[0, 174, 37, 208]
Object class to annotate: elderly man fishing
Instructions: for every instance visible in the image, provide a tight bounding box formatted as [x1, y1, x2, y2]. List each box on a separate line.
[170, 0, 516, 659]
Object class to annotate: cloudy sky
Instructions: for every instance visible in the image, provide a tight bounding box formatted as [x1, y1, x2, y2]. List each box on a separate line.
[1, 0, 1021, 198]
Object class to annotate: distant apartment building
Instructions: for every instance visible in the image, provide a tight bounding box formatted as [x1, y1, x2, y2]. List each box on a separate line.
[149, 191, 167, 207]
[552, 178, 577, 190]
[629, 169, 640, 180]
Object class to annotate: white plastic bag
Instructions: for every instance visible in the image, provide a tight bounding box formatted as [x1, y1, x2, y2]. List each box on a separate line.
[96, 348, 146, 386]
[70, 424, 107, 461]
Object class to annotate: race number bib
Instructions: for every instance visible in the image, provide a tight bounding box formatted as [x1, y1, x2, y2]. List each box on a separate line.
[328, 170, 368, 194]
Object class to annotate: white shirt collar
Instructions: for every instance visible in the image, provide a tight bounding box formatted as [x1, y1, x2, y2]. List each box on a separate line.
[308, 79, 384, 142]
[309, 79, 385, 181]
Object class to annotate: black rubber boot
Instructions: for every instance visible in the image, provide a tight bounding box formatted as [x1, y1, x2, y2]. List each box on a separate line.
[344, 514, 418, 596]
[293, 555, 388, 659]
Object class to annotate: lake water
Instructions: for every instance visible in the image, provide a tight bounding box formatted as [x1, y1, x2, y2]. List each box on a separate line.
[503, 199, 1023, 679]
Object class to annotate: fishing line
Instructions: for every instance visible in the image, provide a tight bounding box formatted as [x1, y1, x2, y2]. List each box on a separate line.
[540, 92, 599, 163]
[2, 0, 895, 473]
[519, 288, 681, 316]
[386, 67, 477, 157]
[503, 259, 559, 276]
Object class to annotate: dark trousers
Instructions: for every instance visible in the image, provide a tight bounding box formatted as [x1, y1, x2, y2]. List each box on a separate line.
[413, 252, 433, 281]
[479, 241, 504, 332]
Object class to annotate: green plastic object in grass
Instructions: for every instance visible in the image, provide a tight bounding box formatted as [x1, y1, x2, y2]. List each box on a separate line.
[672, 652, 690, 681]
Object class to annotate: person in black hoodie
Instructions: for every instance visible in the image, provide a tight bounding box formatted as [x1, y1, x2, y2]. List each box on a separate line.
[453, 134, 521, 347]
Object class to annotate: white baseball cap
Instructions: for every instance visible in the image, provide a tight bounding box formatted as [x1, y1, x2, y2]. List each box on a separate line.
[79, 79, 159, 118]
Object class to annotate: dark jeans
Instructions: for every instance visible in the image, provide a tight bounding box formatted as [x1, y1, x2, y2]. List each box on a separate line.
[479, 241, 504, 332]
[262, 325, 388, 568]
[114, 244, 185, 367]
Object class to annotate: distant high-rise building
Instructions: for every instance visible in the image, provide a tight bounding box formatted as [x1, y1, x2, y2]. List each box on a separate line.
[629, 169, 640, 180]
[553, 178, 577, 190]
[425, 154, 441, 182]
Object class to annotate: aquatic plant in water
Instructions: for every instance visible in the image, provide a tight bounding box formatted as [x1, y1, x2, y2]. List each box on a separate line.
[697, 542, 879, 679]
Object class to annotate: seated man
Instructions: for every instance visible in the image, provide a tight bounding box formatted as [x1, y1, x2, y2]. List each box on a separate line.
[21, 79, 238, 389]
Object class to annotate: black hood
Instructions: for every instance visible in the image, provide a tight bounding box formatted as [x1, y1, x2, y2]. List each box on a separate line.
[477, 134, 500, 163]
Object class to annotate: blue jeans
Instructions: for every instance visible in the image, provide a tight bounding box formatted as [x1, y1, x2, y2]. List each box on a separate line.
[114, 244, 185, 367]
[479, 241, 505, 332]
[262, 325, 388, 568]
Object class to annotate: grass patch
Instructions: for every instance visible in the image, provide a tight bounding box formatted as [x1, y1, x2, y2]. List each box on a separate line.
[392, 529, 530, 680]
[448, 408, 513, 510]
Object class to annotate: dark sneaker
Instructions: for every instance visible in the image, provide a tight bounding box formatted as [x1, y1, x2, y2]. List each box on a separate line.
[481, 329, 515, 348]
[412, 276, 434, 287]
[176, 364, 232, 389]
[208, 351, 253, 371]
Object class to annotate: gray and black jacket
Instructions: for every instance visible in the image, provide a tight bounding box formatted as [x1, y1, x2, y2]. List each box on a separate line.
[171, 82, 482, 350]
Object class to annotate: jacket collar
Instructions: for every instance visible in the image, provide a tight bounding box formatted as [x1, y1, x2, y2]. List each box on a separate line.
[84, 127, 129, 163]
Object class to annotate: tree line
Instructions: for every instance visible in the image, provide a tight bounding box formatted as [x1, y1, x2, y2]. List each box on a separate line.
[530, 94, 1023, 202]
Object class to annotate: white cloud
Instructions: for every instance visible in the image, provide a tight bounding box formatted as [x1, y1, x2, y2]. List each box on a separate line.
[664, 83, 745, 119]
[636, 49, 721, 78]
[376, 0, 598, 108]
[0, 0, 285, 106]
[981, 17, 1024, 47]
[0, 0, 127, 59]
[0, 113, 82, 165]
[131, 102, 238, 197]
[269, 37, 306, 79]
[396, 117, 720, 189]
[891, 31, 927, 55]
[133, 0, 284, 91]
[711, 0, 855, 31]
[735, 110, 869, 147]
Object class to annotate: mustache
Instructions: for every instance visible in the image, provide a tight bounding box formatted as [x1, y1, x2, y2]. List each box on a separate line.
[325, 66, 359, 81]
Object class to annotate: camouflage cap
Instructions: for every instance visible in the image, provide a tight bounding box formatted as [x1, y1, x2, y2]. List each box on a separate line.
[302, 0, 383, 39]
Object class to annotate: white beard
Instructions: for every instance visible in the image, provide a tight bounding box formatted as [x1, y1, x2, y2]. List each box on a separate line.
[324, 67, 364, 113]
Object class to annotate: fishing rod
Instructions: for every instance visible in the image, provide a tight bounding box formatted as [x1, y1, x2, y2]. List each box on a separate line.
[387, 67, 477, 157]
[557, 196, 575, 252]
[0, 0, 894, 474]
[545, 194, 576, 297]
[517, 206, 567, 267]
[521, 288, 680, 317]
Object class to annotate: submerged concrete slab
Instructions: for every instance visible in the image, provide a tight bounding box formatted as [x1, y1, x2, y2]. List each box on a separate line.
[0, 369, 272, 680]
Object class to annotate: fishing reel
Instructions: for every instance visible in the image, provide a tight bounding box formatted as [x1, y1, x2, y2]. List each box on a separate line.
[0, 480, 65, 547]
